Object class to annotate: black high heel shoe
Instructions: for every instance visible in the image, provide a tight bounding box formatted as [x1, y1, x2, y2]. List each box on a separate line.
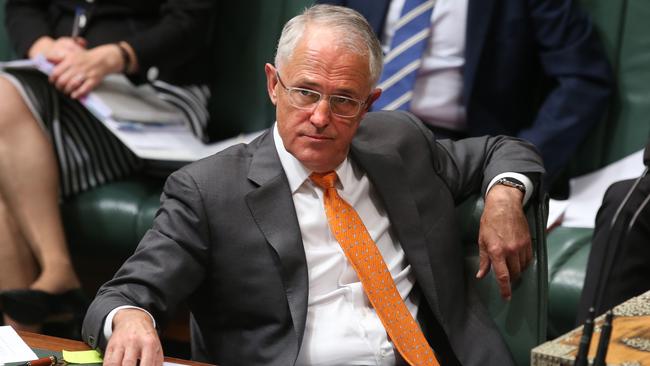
[0, 288, 88, 326]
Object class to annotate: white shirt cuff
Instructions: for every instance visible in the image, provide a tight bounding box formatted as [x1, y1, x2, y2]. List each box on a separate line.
[102, 305, 156, 341]
[487, 172, 534, 205]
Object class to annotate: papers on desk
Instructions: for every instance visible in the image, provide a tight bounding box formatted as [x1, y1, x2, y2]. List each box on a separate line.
[0, 326, 38, 364]
[548, 149, 645, 229]
[1, 56, 266, 162]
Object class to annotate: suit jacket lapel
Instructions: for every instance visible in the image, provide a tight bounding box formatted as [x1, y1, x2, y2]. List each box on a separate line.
[351, 143, 442, 319]
[245, 132, 308, 349]
[463, 0, 497, 105]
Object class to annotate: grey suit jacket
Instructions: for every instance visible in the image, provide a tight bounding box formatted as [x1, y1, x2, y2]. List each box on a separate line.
[82, 111, 544, 365]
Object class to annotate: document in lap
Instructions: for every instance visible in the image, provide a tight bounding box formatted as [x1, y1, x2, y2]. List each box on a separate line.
[0, 56, 185, 125]
[0, 56, 263, 162]
[90, 74, 186, 125]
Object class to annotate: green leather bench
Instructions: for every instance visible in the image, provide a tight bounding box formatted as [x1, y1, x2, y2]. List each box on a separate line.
[458, 194, 548, 366]
[546, 0, 650, 338]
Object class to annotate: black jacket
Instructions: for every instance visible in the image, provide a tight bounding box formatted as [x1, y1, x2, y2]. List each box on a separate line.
[5, 0, 215, 85]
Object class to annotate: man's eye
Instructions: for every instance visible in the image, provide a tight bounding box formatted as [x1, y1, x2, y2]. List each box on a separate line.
[332, 96, 353, 105]
[299, 89, 315, 97]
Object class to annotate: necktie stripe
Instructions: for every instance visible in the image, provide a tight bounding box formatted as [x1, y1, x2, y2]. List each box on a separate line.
[378, 60, 421, 91]
[384, 28, 430, 64]
[384, 91, 414, 111]
[373, 0, 437, 112]
[394, 1, 436, 32]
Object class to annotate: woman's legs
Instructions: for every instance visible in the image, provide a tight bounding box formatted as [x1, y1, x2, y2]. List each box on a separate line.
[0, 196, 40, 331]
[0, 76, 80, 300]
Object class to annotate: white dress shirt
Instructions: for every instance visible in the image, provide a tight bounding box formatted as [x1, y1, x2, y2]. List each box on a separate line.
[382, 0, 469, 131]
[273, 126, 418, 366]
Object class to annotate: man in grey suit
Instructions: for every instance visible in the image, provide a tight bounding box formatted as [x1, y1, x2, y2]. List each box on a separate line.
[82, 5, 544, 366]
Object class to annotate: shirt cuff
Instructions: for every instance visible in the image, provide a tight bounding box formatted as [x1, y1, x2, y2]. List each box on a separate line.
[487, 172, 534, 205]
[102, 305, 156, 341]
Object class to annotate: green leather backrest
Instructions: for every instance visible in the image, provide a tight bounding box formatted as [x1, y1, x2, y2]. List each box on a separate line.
[456, 194, 548, 366]
[545, 227, 594, 339]
[0, 0, 15, 61]
[207, 0, 312, 140]
[567, 0, 650, 178]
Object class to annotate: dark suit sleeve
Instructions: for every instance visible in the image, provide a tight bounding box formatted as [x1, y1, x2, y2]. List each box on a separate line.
[123, 0, 215, 77]
[517, 0, 612, 180]
[371, 111, 546, 203]
[5, 0, 52, 57]
[82, 169, 211, 351]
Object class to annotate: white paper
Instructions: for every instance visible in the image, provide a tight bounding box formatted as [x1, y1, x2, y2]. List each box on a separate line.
[561, 149, 645, 228]
[101, 116, 264, 162]
[0, 326, 38, 363]
[547, 199, 569, 229]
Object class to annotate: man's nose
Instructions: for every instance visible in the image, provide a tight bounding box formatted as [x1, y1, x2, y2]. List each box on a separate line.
[310, 98, 331, 127]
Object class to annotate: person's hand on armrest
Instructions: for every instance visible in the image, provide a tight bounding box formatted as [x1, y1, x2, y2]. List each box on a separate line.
[477, 175, 532, 300]
[103, 308, 163, 366]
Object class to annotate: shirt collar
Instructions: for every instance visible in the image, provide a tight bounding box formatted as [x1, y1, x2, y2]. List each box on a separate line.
[273, 123, 352, 193]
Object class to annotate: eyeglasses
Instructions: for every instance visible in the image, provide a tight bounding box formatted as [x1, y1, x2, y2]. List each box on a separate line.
[276, 72, 368, 118]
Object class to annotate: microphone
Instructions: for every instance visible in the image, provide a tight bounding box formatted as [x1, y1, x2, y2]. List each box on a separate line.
[574, 307, 595, 366]
[593, 310, 614, 366]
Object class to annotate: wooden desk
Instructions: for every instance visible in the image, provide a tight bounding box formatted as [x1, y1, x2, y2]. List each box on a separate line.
[17, 331, 213, 366]
[531, 290, 650, 365]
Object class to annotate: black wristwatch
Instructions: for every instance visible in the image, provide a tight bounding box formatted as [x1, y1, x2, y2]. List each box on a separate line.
[494, 177, 526, 194]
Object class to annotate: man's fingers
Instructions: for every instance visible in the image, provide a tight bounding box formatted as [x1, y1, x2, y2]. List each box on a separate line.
[122, 345, 141, 366]
[492, 259, 512, 300]
[476, 243, 491, 278]
[139, 339, 164, 366]
[506, 254, 521, 282]
[103, 343, 125, 366]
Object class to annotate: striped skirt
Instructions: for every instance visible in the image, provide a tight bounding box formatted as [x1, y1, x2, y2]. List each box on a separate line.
[0, 69, 210, 198]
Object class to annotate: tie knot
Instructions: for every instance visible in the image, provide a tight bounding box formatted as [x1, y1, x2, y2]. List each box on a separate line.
[309, 171, 338, 190]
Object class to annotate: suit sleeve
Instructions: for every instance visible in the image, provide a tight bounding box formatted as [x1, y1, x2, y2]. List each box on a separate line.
[517, 0, 612, 180]
[81, 169, 211, 351]
[370, 111, 546, 203]
[394, 111, 545, 202]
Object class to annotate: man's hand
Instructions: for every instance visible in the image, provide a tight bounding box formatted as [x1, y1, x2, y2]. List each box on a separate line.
[476, 184, 532, 300]
[103, 308, 164, 366]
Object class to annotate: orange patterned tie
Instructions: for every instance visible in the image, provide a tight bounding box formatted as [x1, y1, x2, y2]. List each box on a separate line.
[310, 171, 440, 366]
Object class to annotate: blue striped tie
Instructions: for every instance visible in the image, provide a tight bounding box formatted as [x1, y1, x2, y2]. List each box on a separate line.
[374, 0, 436, 111]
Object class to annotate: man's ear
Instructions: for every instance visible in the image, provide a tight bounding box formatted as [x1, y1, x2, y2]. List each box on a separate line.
[359, 88, 382, 117]
[265, 63, 278, 105]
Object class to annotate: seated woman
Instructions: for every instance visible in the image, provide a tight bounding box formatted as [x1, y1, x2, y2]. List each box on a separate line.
[0, 0, 215, 334]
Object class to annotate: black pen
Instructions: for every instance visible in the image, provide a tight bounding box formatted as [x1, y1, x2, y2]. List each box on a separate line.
[593, 310, 614, 366]
[18, 356, 57, 366]
[574, 307, 595, 366]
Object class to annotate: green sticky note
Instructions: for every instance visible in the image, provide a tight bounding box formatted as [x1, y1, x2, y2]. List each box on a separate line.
[62, 350, 103, 364]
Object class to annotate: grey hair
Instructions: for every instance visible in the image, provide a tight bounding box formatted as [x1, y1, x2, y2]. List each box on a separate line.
[274, 4, 383, 87]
